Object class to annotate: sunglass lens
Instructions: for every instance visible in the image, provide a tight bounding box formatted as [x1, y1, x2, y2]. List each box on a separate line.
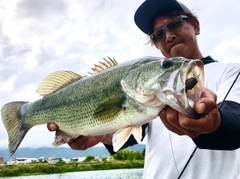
[151, 29, 164, 43]
[167, 18, 182, 32]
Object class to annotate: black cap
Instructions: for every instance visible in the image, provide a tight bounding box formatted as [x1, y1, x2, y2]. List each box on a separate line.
[134, 0, 190, 34]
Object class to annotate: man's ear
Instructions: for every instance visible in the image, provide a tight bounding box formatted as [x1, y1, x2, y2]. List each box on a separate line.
[191, 18, 200, 35]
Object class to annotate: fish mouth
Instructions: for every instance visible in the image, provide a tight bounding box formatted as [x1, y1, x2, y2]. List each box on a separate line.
[157, 59, 205, 119]
[186, 60, 204, 106]
[174, 60, 205, 118]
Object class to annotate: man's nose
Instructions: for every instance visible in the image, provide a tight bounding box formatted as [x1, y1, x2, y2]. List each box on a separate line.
[165, 30, 176, 42]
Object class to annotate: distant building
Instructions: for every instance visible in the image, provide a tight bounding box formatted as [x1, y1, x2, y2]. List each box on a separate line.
[15, 157, 28, 164]
[26, 158, 39, 163]
[6, 157, 39, 165]
[39, 157, 48, 162]
[0, 157, 4, 164]
[70, 157, 85, 162]
[48, 157, 68, 163]
[7, 159, 15, 165]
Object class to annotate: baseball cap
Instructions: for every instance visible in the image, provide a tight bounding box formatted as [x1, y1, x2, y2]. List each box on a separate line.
[134, 0, 190, 34]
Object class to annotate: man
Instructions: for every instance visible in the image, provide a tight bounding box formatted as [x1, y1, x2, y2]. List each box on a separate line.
[48, 0, 240, 178]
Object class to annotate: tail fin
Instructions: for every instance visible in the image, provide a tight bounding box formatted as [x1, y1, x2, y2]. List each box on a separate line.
[1, 101, 29, 156]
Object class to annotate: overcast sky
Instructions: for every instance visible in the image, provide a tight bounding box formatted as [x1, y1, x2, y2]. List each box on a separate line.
[0, 0, 240, 154]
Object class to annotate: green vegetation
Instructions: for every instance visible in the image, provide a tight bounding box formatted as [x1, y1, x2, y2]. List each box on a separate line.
[82, 155, 96, 162]
[113, 149, 145, 160]
[0, 148, 145, 177]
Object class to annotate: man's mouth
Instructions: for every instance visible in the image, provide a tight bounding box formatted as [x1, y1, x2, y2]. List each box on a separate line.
[168, 39, 183, 51]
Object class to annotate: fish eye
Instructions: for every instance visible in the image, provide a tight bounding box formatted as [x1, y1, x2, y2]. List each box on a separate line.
[162, 59, 173, 68]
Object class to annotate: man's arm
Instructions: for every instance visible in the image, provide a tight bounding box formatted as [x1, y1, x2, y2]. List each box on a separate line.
[193, 101, 240, 150]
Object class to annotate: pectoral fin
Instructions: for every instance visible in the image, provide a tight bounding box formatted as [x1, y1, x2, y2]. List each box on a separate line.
[94, 97, 125, 122]
[112, 126, 143, 152]
[131, 126, 142, 143]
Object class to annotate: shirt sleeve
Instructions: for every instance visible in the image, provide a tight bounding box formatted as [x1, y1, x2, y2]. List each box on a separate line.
[104, 123, 148, 155]
[193, 100, 240, 150]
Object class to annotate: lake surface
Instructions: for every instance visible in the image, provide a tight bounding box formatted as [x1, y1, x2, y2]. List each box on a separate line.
[3, 168, 143, 179]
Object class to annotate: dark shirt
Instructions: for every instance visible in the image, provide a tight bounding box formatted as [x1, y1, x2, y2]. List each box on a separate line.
[193, 56, 240, 150]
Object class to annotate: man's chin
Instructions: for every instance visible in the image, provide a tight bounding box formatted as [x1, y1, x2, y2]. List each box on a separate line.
[170, 44, 185, 57]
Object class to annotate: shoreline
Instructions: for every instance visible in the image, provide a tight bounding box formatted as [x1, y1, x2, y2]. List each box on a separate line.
[0, 160, 144, 177]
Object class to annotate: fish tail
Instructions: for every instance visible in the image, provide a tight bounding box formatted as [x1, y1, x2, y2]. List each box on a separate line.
[1, 101, 29, 156]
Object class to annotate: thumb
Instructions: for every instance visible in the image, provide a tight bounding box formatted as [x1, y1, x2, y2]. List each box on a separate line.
[195, 102, 206, 114]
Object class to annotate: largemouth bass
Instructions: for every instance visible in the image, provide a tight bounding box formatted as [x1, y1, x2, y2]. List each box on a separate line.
[1, 56, 204, 156]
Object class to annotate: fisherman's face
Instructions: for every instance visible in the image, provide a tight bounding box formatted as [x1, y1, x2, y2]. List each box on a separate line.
[152, 16, 201, 59]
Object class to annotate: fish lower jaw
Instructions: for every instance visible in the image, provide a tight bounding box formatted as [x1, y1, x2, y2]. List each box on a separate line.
[175, 91, 198, 109]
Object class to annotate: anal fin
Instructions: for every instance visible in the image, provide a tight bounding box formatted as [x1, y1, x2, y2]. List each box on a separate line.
[52, 130, 76, 146]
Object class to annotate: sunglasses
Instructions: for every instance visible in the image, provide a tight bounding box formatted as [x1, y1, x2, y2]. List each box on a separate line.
[150, 15, 189, 43]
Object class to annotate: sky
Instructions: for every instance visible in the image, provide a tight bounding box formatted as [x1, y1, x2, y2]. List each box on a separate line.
[0, 0, 240, 153]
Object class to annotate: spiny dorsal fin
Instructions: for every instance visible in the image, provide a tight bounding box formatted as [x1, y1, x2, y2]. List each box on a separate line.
[90, 57, 118, 74]
[37, 70, 82, 96]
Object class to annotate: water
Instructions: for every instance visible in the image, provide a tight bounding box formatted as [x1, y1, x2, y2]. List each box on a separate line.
[2, 168, 143, 179]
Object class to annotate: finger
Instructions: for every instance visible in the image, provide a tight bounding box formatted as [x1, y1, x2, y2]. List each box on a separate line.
[159, 106, 185, 135]
[161, 117, 185, 135]
[160, 107, 203, 137]
[161, 106, 202, 134]
[164, 106, 182, 129]
[178, 111, 220, 134]
[194, 89, 217, 114]
[178, 112, 207, 130]
[47, 123, 59, 131]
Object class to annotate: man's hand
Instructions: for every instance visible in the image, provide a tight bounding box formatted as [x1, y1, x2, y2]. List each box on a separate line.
[159, 88, 221, 138]
[47, 123, 113, 150]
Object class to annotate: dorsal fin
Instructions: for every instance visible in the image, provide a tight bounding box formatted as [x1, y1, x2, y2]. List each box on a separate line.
[36, 70, 82, 96]
[90, 57, 117, 74]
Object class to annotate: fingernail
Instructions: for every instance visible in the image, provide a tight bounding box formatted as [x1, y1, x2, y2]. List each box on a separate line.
[198, 103, 205, 114]
[48, 123, 58, 131]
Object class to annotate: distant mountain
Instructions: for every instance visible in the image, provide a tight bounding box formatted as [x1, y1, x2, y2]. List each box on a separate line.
[0, 144, 145, 162]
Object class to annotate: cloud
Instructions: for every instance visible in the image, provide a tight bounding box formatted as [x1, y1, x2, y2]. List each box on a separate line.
[15, 0, 67, 19]
[212, 37, 240, 63]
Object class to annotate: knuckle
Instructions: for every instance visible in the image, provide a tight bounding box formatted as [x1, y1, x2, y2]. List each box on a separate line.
[179, 120, 190, 127]
[176, 132, 185, 136]
[167, 113, 177, 123]
[179, 118, 192, 128]
[188, 132, 198, 138]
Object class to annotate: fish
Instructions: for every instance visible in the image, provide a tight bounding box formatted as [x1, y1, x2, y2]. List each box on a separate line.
[1, 56, 205, 156]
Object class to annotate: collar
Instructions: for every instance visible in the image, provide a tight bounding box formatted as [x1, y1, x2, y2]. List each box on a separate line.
[201, 56, 217, 65]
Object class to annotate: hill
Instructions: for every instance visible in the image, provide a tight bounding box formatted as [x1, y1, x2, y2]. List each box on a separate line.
[0, 144, 145, 162]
